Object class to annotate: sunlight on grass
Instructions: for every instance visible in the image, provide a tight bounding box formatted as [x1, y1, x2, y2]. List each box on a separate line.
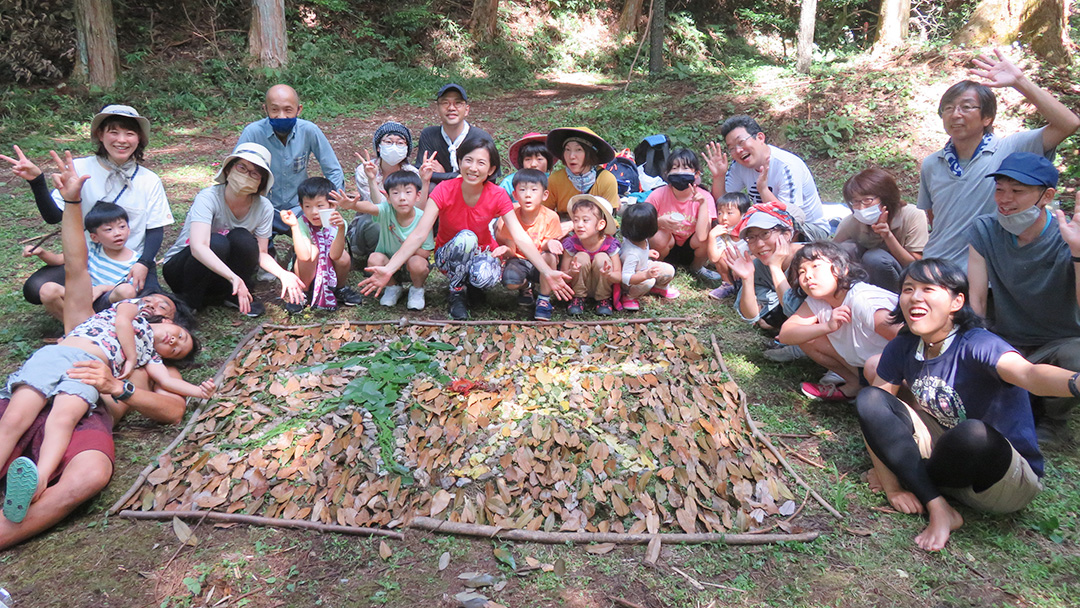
[160, 164, 215, 185]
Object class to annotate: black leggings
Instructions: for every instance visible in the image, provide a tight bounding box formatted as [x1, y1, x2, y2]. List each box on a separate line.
[23, 262, 162, 305]
[162, 228, 260, 309]
[856, 386, 1013, 505]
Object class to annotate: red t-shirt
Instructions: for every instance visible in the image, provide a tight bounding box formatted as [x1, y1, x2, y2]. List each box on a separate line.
[430, 178, 514, 251]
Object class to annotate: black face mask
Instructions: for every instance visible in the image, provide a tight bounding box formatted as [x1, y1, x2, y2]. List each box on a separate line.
[667, 173, 695, 191]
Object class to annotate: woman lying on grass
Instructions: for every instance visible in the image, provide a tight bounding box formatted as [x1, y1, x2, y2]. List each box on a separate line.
[858, 258, 1079, 551]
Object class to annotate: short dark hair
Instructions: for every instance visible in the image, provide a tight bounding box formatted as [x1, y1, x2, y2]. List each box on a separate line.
[787, 240, 867, 299]
[512, 168, 547, 190]
[842, 168, 902, 217]
[84, 201, 129, 232]
[938, 80, 996, 133]
[561, 139, 598, 168]
[297, 176, 335, 204]
[147, 322, 202, 368]
[717, 192, 752, 215]
[620, 202, 658, 242]
[890, 258, 985, 333]
[225, 158, 271, 195]
[571, 198, 604, 222]
[720, 115, 765, 140]
[384, 170, 423, 193]
[457, 136, 500, 181]
[94, 116, 147, 163]
[518, 142, 554, 170]
[664, 147, 700, 175]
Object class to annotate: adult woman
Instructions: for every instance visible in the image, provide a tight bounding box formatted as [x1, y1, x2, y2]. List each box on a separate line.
[545, 127, 620, 220]
[359, 136, 573, 320]
[858, 258, 1079, 551]
[162, 143, 306, 316]
[834, 168, 928, 292]
[723, 202, 804, 330]
[2, 105, 174, 319]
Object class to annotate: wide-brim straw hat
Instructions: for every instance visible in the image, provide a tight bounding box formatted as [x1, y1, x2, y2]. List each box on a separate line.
[507, 132, 551, 169]
[568, 193, 618, 235]
[213, 142, 275, 196]
[90, 104, 151, 147]
[546, 127, 616, 166]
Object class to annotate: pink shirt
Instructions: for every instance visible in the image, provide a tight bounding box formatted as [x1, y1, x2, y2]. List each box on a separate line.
[646, 185, 717, 245]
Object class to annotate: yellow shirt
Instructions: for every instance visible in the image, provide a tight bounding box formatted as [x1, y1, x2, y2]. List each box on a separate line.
[546, 168, 620, 214]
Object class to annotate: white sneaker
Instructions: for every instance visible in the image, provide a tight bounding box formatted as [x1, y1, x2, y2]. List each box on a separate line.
[819, 371, 845, 386]
[379, 285, 403, 307]
[256, 268, 277, 282]
[406, 286, 426, 310]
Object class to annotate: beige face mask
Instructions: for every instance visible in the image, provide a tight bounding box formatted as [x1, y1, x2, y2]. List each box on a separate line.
[227, 168, 261, 196]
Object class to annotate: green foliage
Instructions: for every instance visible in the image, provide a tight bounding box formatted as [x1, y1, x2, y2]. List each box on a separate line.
[0, 0, 75, 82]
[785, 113, 856, 158]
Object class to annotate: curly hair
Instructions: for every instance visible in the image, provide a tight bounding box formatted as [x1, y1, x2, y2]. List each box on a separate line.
[787, 240, 867, 298]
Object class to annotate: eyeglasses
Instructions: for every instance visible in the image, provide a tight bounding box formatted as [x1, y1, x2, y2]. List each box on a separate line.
[940, 104, 980, 116]
[438, 99, 466, 109]
[232, 162, 259, 177]
[848, 196, 879, 209]
[727, 134, 754, 154]
[744, 229, 777, 244]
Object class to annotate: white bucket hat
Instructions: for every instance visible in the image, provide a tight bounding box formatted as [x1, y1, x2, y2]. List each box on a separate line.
[214, 143, 275, 196]
[90, 104, 151, 146]
[568, 193, 618, 235]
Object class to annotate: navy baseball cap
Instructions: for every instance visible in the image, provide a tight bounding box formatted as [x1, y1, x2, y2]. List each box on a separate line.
[987, 152, 1059, 188]
[436, 83, 468, 102]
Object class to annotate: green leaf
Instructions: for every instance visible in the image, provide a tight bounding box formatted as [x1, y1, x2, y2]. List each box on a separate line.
[183, 577, 201, 595]
[493, 546, 516, 570]
[339, 341, 376, 353]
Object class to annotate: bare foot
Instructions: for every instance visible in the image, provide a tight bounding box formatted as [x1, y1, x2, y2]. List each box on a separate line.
[31, 477, 48, 503]
[864, 468, 884, 493]
[915, 497, 964, 552]
[885, 489, 924, 514]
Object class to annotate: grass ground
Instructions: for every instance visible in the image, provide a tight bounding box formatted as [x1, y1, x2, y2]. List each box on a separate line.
[1, 47, 1079, 607]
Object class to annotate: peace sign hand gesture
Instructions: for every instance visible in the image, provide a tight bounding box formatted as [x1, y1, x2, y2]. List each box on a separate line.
[0, 145, 42, 181]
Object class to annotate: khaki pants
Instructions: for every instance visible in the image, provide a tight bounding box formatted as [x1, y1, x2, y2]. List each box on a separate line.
[625, 261, 675, 299]
[571, 253, 614, 300]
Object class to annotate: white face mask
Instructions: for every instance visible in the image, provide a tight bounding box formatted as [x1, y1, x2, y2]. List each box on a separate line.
[379, 143, 408, 166]
[997, 205, 1043, 235]
[853, 205, 882, 225]
[226, 169, 260, 196]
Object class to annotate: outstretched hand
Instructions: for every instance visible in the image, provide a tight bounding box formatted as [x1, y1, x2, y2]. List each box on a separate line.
[0, 145, 43, 181]
[49, 150, 90, 202]
[329, 188, 361, 211]
[359, 266, 392, 297]
[723, 246, 755, 281]
[969, 48, 1024, 89]
[703, 142, 729, 177]
[543, 269, 575, 301]
[280, 209, 299, 227]
[278, 272, 307, 305]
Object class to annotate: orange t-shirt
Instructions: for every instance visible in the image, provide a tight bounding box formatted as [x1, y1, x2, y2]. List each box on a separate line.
[495, 205, 564, 259]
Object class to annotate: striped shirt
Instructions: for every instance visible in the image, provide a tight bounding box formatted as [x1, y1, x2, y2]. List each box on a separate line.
[88, 243, 138, 287]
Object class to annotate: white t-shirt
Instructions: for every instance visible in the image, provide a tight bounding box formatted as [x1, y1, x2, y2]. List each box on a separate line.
[620, 238, 651, 286]
[725, 145, 827, 233]
[805, 282, 897, 367]
[163, 184, 274, 263]
[50, 156, 174, 256]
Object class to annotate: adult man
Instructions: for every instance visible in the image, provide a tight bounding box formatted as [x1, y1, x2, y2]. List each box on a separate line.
[918, 50, 1079, 270]
[415, 84, 493, 186]
[236, 84, 344, 239]
[967, 153, 1080, 445]
[705, 115, 830, 241]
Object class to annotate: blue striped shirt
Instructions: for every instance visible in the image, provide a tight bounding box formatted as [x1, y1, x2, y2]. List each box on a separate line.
[87, 243, 138, 287]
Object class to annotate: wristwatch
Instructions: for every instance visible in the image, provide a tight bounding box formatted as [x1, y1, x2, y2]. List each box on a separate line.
[115, 380, 136, 402]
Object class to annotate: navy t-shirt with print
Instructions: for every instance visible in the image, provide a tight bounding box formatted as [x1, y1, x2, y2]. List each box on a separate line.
[877, 328, 1043, 477]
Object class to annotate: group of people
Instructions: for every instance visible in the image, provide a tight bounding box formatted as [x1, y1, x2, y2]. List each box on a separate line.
[1, 49, 1079, 553]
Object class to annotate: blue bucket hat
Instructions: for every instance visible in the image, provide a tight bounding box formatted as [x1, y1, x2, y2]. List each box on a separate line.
[987, 152, 1059, 188]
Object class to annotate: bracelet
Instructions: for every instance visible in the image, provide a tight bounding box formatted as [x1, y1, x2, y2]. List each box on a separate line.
[62, 199, 82, 205]
[1069, 372, 1080, 399]
[1071, 256, 1080, 264]
[114, 380, 135, 402]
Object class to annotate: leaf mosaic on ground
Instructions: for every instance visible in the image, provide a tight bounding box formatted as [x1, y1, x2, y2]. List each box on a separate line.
[122, 322, 804, 535]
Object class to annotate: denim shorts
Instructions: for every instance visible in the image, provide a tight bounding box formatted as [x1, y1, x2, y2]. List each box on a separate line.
[2, 345, 102, 409]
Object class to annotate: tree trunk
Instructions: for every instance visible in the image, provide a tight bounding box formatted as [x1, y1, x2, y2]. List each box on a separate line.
[953, 0, 1070, 65]
[618, 0, 646, 36]
[470, 0, 500, 43]
[872, 0, 911, 53]
[648, 0, 666, 77]
[795, 0, 818, 73]
[248, 0, 288, 69]
[72, 0, 119, 90]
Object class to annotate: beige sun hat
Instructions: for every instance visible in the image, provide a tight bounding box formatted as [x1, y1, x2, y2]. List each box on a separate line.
[90, 104, 151, 146]
[213, 143, 275, 196]
[568, 193, 617, 235]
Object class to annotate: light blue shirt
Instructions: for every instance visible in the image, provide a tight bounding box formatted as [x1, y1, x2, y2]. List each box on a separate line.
[236, 118, 345, 211]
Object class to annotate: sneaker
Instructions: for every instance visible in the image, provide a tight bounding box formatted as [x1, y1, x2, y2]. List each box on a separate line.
[3, 457, 38, 523]
[596, 298, 613, 316]
[466, 286, 487, 308]
[800, 382, 855, 402]
[256, 268, 277, 283]
[448, 289, 468, 320]
[709, 282, 737, 300]
[282, 300, 306, 315]
[225, 298, 265, 317]
[620, 297, 641, 312]
[406, 286, 426, 310]
[567, 297, 585, 315]
[763, 344, 805, 362]
[534, 296, 553, 321]
[819, 371, 846, 386]
[649, 286, 681, 299]
[694, 266, 724, 284]
[380, 285, 404, 307]
[517, 285, 536, 307]
[334, 285, 364, 306]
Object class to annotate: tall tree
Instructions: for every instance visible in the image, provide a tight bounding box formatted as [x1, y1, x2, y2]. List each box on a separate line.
[872, 0, 911, 54]
[471, 0, 500, 43]
[953, 0, 1070, 65]
[619, 0, 646, 36]
[795, 0, 817, 73]
[249, 0, 288, 68]
[648, 0, 666, 77]
[72, 0, 119, 89]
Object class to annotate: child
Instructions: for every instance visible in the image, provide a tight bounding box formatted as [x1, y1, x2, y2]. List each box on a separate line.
[561, 194, 621, 315]
[494, 169, 564, 320]
[1, 152, 213, 517]
[707, 192, 752, 299]
[645, 148, 721, 283]
[279, 177, 365, 313]
[777, 242, 899, 401]
[335, 170, 434, 310]
[24, 201, 140, 317]
[499, 133, 555, 202]
[619, 202, 677, 311]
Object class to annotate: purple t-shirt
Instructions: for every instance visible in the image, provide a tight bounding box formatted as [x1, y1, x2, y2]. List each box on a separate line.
[877, 328, 1042, 476]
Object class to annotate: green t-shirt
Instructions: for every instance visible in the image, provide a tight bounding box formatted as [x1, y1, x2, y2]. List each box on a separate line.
[374, 200, 435, 256]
